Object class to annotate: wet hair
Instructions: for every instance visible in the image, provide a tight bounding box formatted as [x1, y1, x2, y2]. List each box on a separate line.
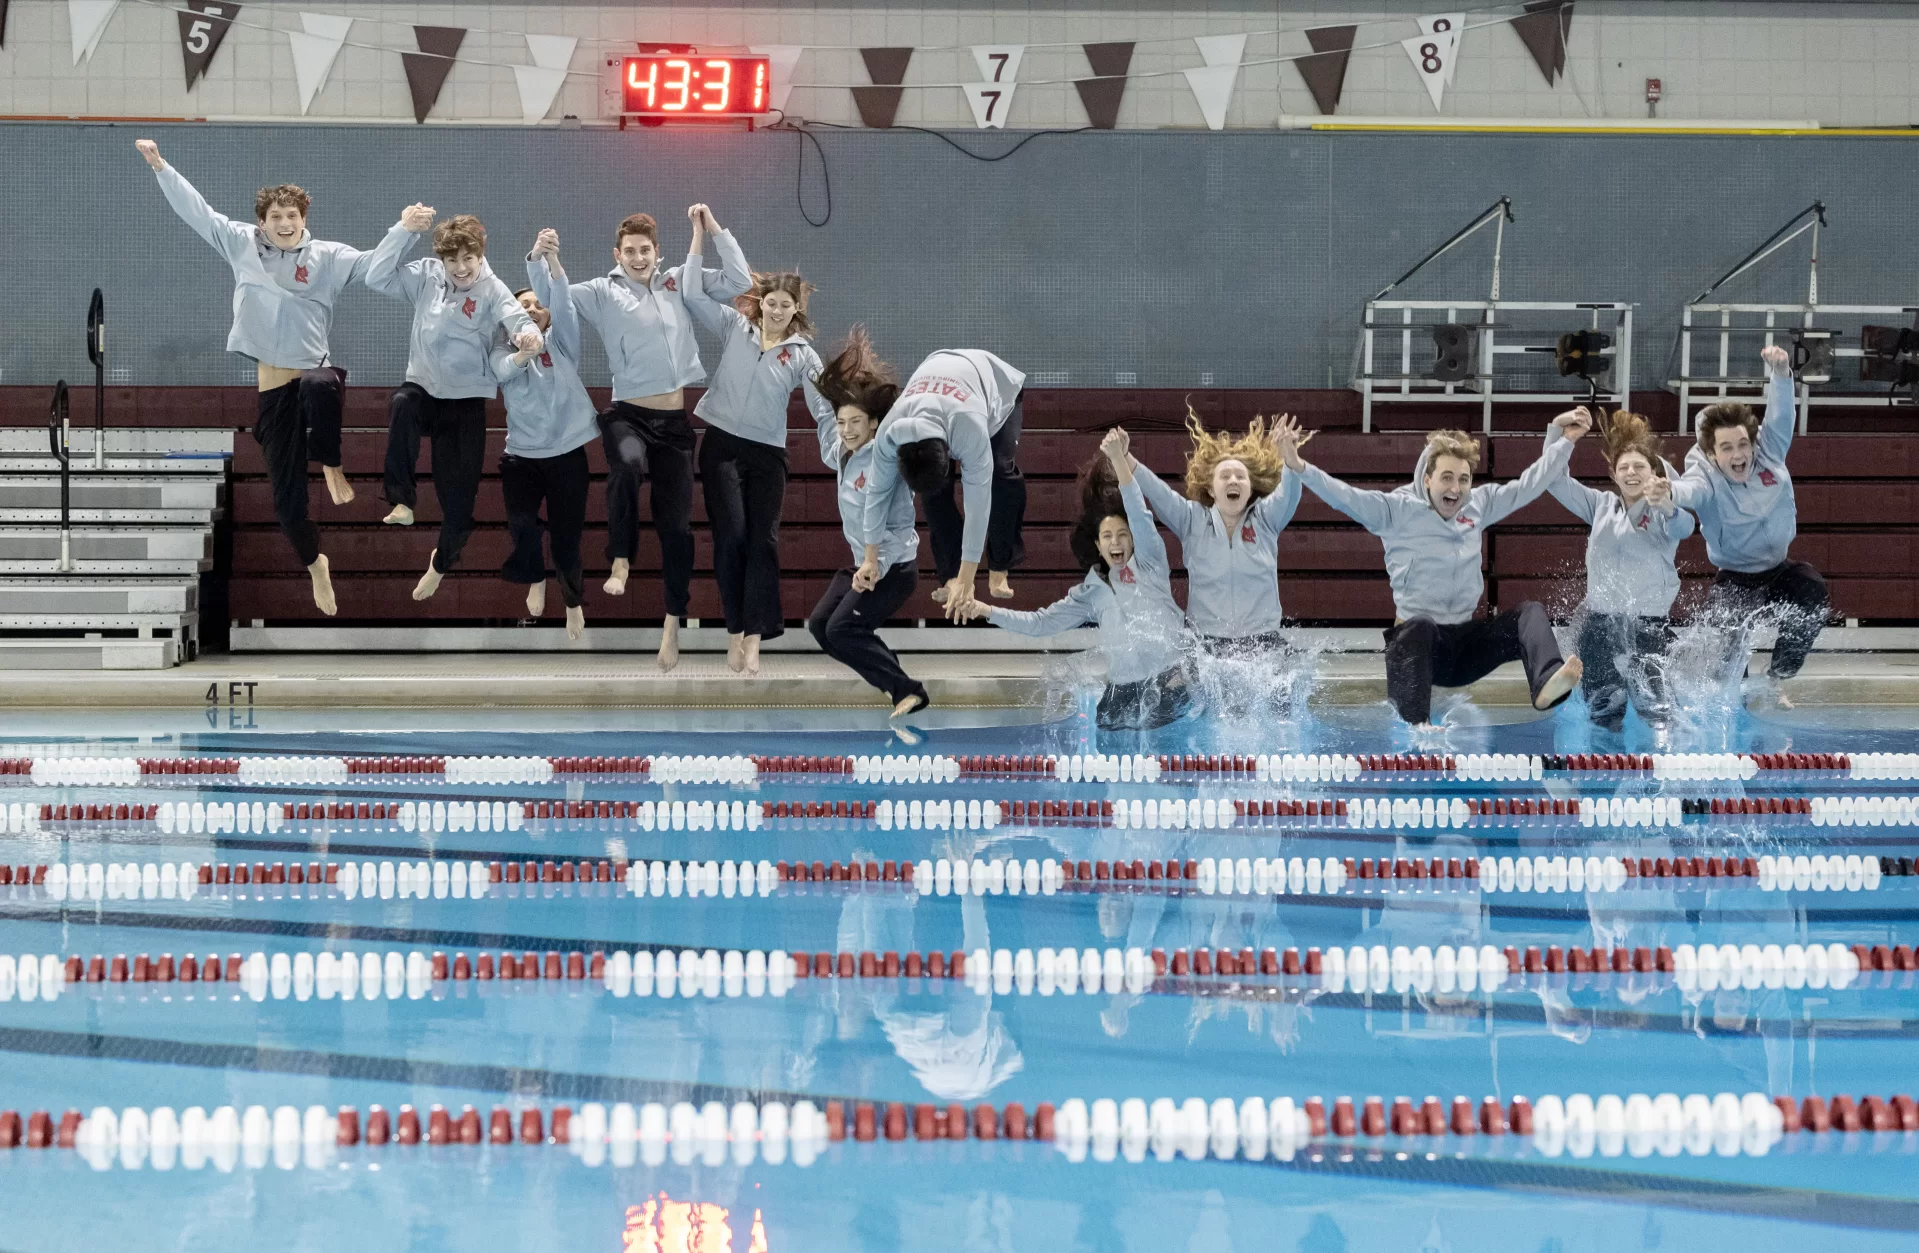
[432, 214, 486, 260]
[738, 272, 815, 337]
[1071, 456, 1129, 583]
[615, 213, 657, 248]
[1180, 407, 1284, 506]
[253, 184, 310, 221]
[897, 440, 952, 495]
[1423, 429, 1482, 474]
[1599, 409, 1666, 476]
[1696, 401, 1759, 457]
[813, 325, 901, 422]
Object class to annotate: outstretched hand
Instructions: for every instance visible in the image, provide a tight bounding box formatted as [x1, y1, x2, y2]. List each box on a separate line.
[400, 203, 436, 232]
[1761, 344, 1791, 376]
[1100, 427, 1130, 463]
[1554, 406, 1593, 442]
[1269, 413, 1313, 469]
[1644, 475, 1673, 511]
[135, 139, 165, 171]
[532, 228, 560, 258]
[513, 327, 544, 354]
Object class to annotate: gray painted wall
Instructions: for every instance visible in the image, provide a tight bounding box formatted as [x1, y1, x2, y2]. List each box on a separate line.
[4, 122, 1914, 394]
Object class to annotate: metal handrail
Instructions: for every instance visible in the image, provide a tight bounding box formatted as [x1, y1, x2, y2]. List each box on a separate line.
[1370, 197, 1513, 304]
[86, 288, 105, 468]
[48, 380, 73, 572]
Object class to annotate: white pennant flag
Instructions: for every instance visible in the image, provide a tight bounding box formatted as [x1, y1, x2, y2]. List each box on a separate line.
[512, 66, 568, 123]
[1401, 28, 1457, 111]
[68, 0, 119, 64]
[523, 33, 576, 72]
[1418, 13, 1466, 88]
[749, 44, 803, 112]
[961, 82, 1016, 128]
[971, 44, 1024, 83]
[1185, 33, 1245, 130]
[289, 13, 351, 114]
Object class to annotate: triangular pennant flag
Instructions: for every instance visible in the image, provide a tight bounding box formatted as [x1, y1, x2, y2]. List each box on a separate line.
[68, 0, 117, 64]
[1296, 25, 1356, 115]
[289, 13, 350, 114]
[1193, 32, 1247, 69]
[961, 81, 1015, 128]
[971, 44, 1023, 83]
[523, 33, 574, 72]
[1074, 41, 1133, 129]
[1418, 14, 1465, 88]
[1401, 29, 1457, 111]
[853, 46, 911, 128]
[1512, 1, 1569, 85]
[512, 64, 567, 123]
[1083, 41, 1134, 79]
[1182, 63, 1238, 131]
[178, 1, 240, 90]
[401, 25, 465, 123]
[749, 44, 802, 112]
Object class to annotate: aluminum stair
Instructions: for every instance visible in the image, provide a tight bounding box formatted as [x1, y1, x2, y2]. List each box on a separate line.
[0, 428, 231, 669]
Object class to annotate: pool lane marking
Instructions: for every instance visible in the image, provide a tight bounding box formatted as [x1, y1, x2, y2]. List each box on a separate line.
[0, 1024, 844, 1110]
[1264, 1141, 1919, 1234]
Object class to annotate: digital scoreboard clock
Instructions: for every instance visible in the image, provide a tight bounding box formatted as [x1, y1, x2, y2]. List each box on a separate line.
[621, 55, 771, 116]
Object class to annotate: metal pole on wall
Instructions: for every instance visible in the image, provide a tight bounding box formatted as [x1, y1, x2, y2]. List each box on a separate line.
[48, 380, 73, 572]
[87, 289, 105, 469]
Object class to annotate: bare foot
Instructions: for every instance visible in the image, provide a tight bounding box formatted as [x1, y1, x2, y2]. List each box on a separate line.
[412, 552, 443, 601]
[308, 554, 337, 616]
[604, 557, 629, 596]
[382, 504, 413, 526]
[891, 691, 929, 719]
[323, 465, 355, 505]
[988, 571, 1014, 599]
[565, 606, 585, 640]
[743, 634, 762, 676]
[525, 581, 546, 618]
[657, 616, 679, 672]
[726, 633, 746, 673]
[1534, 656, 1583, 710]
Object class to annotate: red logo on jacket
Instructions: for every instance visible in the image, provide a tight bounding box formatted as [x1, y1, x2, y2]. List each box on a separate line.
[1759, 469, 1778, 486]
[1240, 523, 1255, 543]
[460, 297, 476, 318]
[1117, 565, 1136, 585]
[293, 264, 309, 284]
[854, 473, 866, 489]
[777, 347, 792, 366]
[539, 352, 553, 368]
[1456, 515, 1475, 529]
[663, 276, 677, 292]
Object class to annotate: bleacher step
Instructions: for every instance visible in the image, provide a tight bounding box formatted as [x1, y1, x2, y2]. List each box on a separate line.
[0, 637, 180, 669]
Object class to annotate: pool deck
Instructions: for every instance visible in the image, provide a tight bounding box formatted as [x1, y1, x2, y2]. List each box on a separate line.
[5, 647, 1919, 708]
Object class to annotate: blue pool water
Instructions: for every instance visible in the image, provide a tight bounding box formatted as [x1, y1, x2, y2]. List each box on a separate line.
[3, 699, 1918, 1251]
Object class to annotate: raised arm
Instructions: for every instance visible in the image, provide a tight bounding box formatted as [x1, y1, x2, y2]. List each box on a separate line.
[983, 583, 1099, 637]
[137, 142, 253, 269]
[1129, 460, 1205, 541]
[1540, 419, 1604, 524]
[362, 205, 434, 299]
[524, 230, 580, 360]
[1757, 345, 1797, 465]
[681, 204, 751, 299]
[1472, 413, 1582, 527]
[1290, 461, 1394, 535]
[799, 347, 836, 434]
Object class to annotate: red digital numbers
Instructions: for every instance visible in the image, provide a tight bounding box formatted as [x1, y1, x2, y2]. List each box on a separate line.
[621, 55, 770, 116]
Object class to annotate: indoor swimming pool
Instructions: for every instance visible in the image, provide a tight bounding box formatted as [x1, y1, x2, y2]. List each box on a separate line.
[1, 703, 1916, 1251]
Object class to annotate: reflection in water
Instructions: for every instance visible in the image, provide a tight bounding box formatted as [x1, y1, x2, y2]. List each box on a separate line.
[622, 1196, 749, 1253]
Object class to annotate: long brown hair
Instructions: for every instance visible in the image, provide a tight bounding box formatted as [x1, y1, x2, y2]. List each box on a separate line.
[814, 325, 900, 420]
[1599, 409, 1666, 475]
[1071, 456, 1128, 583]
[737, 271, 815, 337]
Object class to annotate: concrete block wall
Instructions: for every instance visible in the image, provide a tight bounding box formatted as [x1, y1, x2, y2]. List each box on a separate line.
[1, 2, 1916, 128]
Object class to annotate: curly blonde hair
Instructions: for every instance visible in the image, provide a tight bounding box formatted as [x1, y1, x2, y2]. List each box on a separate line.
[1423, 429, 1481, 473]
[1181, 407, 1284, 506]
[1600, 409, 1666, 475]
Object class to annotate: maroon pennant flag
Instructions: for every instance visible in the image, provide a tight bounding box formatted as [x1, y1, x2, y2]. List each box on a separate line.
[1074, 41, 1133, 129]
[1512, 1, 1571, 85]
[178, 1, 240, 90]
[402, 25, 466, 123]
[1296, 25, 1357, 115]
[852, 46, 912, 128]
